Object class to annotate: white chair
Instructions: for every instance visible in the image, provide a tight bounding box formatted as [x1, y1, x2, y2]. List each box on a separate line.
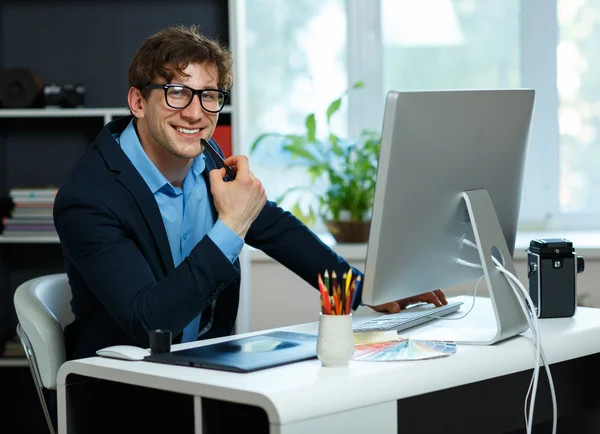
[13, 273, 74, 434]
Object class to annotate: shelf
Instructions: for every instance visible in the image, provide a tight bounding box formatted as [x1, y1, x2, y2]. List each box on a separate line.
[0, 235, 60, 244]
[0, 107, 130, 118]
[0, 105, 232, 118]
[0, 358, 28, 367]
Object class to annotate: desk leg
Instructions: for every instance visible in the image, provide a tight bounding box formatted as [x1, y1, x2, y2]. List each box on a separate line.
[194, 396, 203, 434]
[271, 401, 397, 434]
[57, 382, 67, 434]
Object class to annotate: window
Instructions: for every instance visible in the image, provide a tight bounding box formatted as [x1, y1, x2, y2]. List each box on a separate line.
[242, 0, 347, 212]
[238, 0, 600, 233]
[381, 1, 520, 93]
[558, 0, 600, 216]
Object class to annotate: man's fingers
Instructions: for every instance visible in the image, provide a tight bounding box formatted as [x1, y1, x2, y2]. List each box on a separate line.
[385, 302, 401, 313]
[368, 290, 447, 314]
[224, 155, 248, 169]
[368, 301, 401, 314]
[433, 289, 448, 305]
[208, 167, 227, 183]
[418, 292, 440, 307]
[223, 156, 250, 178]
[398, 298, 413, 310]
[428, 292, 443, 307]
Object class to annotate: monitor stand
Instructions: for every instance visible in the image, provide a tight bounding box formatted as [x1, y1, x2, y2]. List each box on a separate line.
[456, 189, 530, 344]
[413, 189, 530, 345]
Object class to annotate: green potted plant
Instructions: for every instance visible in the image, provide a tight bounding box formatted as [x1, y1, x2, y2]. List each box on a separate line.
[250, 82, 380, 243]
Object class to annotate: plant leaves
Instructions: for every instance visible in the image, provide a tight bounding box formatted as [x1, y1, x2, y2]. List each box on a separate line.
[289, 202, 316, 226]
[329, 134, 344, 156]
[326, 98, 342, 126]
[353, 81, 365, 90]
[305, 113, 317, 143]
[282, 145, 321, 165]
[248, 80, 382, 227]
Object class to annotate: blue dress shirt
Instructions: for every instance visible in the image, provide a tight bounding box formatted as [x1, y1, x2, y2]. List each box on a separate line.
[116, 120, 243, 342]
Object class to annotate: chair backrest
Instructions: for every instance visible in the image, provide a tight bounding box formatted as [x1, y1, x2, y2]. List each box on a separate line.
[13, 273, 74, 389]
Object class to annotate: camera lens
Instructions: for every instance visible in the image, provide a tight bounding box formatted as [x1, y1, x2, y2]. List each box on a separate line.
[577, 256, 585, 274]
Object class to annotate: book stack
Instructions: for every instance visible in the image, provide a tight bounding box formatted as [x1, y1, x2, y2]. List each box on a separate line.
[1, 187, 58, 237]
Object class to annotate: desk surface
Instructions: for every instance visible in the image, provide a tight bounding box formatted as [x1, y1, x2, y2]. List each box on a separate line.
[57, 296, 600, 426]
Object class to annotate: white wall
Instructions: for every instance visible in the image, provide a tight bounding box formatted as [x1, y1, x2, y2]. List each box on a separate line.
[242, 242, 599, 333]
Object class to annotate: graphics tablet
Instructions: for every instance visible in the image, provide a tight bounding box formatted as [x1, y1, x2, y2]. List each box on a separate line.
[144, 330, 318, 373]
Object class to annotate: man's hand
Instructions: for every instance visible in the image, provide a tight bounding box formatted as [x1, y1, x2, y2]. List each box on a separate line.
[366, 289, 448, 314]
[210, 155, 267, 238]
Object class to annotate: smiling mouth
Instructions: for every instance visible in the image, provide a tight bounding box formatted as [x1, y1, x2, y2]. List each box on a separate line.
[174, 126, 202, 135]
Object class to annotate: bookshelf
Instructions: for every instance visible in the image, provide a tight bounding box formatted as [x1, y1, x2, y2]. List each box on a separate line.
[0, 0, 239, 431]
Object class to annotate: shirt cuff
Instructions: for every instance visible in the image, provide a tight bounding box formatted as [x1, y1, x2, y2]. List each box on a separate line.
[208, 220, 244, 264]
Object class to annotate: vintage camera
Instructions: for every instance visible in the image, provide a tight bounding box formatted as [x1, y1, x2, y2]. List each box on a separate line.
[527, 238, 585, 318]
[44, 83, 85, 108]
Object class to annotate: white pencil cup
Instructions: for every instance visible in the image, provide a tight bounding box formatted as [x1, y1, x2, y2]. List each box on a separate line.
[317, 313, 354, 367]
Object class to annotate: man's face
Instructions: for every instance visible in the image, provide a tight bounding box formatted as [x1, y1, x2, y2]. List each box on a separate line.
[137, 62, 220, 160]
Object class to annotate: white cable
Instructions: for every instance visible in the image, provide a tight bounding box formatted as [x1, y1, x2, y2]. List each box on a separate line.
[499, 264, 556, 434]
[427, 275, 485, 320]
[458, 255, 542, 431]
[458, 238, 557, 434]
[462, 238, 478, 249]
[494, 260, 542, 434]
[463, 240, 556, 433]
[491, 257, 541, 432]
[456, 258, 483, 269]
[493, 258, 557, 434]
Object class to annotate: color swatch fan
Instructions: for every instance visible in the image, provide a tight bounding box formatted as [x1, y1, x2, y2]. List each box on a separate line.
[352, 337, 457, 361]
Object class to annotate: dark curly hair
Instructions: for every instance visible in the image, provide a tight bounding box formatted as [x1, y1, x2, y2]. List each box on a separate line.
[129, 24, 233, 97]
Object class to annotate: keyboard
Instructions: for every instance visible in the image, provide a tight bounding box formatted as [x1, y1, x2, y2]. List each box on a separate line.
[352, 300, 464, 333]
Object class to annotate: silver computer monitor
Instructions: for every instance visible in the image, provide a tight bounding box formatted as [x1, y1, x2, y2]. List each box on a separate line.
[361, 89, 535, 345]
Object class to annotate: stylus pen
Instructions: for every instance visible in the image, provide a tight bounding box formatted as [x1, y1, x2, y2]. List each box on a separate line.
[201, 138, 236, 180]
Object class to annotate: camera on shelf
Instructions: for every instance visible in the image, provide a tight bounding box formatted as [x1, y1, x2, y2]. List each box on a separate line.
[527, 238, 585, 318]
[44, 83, 85, 108]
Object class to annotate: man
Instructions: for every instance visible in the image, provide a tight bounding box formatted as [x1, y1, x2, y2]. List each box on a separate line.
[53, 24, 447, 362]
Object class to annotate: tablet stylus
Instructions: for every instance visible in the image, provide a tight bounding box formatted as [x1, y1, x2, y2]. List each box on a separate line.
[201, 138, 236, 179]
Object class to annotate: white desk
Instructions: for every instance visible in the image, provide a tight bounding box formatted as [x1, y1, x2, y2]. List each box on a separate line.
[56, 297, 600, 434]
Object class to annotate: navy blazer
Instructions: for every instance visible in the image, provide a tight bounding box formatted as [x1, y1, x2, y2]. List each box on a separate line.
[54, 116, 361, 361]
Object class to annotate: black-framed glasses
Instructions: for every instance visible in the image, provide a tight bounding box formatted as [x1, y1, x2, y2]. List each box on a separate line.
[144, 84, 229, 113]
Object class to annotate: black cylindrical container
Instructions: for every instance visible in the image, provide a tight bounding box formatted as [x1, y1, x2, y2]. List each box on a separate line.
[149, 329, 172, 354]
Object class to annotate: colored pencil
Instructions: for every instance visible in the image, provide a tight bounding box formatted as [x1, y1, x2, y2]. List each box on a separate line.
[318, 273, 332, 314]
[330, 271, 338, 297]
[340, 273, 346, 314]
[345, 269, 353, 296]
[351, 275, 362, 309]
[346, 278, 355, 314]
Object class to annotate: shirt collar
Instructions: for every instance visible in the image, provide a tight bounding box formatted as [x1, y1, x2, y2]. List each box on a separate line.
[119, 119, 206, 195]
